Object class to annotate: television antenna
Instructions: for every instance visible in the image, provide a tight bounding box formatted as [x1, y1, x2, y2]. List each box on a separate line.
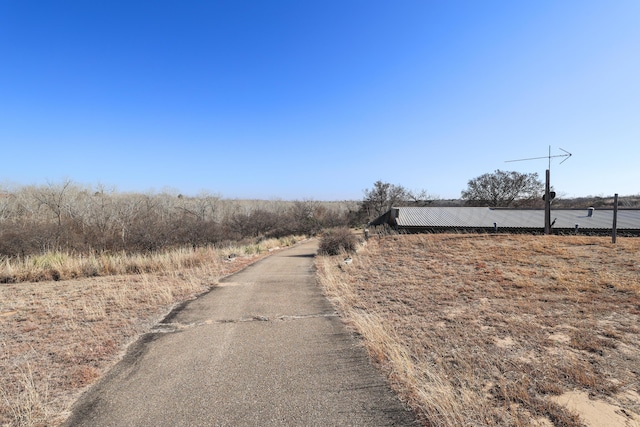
[505, 146, 572, 235]
[506, 146, 572, 169]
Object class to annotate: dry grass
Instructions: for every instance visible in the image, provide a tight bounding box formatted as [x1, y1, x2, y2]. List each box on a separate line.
[317, 234, 640, 426]
[0, 236, 303, 426]
[0, 236, 298, 284]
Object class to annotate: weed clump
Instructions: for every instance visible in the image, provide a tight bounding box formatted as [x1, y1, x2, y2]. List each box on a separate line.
[318, 228, 357, 255]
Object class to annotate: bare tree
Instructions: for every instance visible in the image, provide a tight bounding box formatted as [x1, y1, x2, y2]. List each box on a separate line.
[407, 188, 435, 207]
[31, 179, 73, 226]
[288, 200, 320, 235]
[361, 181, 411, 220]
[176, 191, 221, 222]
[461, 170, 543, 207]
[359, 181, 433, 221]
[0, 192, 11, 223]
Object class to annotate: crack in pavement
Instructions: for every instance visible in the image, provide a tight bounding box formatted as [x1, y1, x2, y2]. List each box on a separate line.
[151, 312, 340, 334]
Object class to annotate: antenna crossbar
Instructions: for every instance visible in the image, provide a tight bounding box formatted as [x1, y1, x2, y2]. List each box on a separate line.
[504, 146, 572, 235]
[506, 148, 572, 165]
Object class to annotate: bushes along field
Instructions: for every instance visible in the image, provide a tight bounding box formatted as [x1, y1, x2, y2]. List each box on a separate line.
[0, 182, 353, 258]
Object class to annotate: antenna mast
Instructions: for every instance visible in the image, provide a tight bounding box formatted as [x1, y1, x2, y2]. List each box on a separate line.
[505, 146, 572, 235]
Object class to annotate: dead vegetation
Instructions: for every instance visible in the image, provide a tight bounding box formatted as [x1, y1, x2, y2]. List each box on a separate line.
[317, 234, 640, 426]
[0, 237, 302, 426]
[0, 181, 353, 259]
[0, 235, 301, 284]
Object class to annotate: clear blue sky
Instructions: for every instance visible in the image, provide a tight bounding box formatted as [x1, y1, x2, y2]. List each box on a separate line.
[1, 1, 639, 200]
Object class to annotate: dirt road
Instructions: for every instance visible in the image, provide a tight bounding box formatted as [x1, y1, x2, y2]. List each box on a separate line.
[64, 240, 417, 426]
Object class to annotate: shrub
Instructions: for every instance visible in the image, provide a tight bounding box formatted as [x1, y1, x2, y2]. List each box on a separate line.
[318, 228, 357, 256]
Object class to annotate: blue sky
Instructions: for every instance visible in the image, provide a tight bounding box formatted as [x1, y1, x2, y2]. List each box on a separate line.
[1, 1, 639, 200]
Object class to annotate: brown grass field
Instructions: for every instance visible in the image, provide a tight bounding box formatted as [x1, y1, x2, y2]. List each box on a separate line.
[0, 237, 300, 426]
[317, 233, 640, 427]
[3, 233, 639, 426]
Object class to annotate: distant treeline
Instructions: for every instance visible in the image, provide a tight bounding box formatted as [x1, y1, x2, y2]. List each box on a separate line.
[2, 180, 637, 258]
[0, 181, 358, 257]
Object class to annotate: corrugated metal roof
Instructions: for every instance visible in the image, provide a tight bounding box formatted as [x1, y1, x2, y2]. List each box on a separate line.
[390, 207, 640, 230]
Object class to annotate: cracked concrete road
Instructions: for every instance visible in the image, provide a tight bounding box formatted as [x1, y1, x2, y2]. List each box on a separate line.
[64, 239, 418, 426]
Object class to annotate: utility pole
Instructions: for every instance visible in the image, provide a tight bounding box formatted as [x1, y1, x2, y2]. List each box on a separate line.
[544, 169, 551, 235]
[506, 147, 572, 235]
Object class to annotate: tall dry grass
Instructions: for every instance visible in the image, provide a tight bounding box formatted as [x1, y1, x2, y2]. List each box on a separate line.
[0, 236, 299, 284]
[317, 234, 640, 426]
[0, 236, 304, 426]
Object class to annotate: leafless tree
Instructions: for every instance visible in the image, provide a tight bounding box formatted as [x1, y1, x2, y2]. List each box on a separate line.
[461, 170, 543, 207]
[31, 179, 73, 227]
[359, 181, 433, 221]
[361, 181, 411, 220]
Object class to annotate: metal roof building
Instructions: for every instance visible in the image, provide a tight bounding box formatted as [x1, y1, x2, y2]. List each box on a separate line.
[369, 207, 640, 234]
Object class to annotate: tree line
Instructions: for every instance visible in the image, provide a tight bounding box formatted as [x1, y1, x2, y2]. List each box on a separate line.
[3, 172, 636, 257]
[356, 171, 543, 224]
[358, 171, 640, 224]
[0, 181, 355, 257]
